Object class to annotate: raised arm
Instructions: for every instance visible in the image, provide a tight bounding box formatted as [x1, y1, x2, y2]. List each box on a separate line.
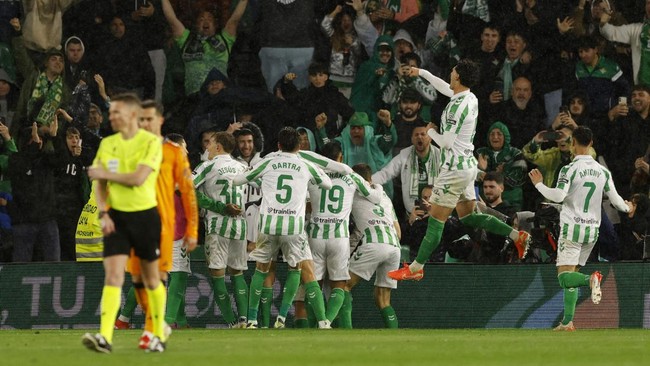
[161, 0, 186, 39]
[233, 158, 270, 186]
[529, 168, 567, 203]
[427, 126, 456, 150]
[298, 150, 353, 174]
[350, 172, 382, 204]
[412, 67, 453, 98]
[223, 0, 249, 37]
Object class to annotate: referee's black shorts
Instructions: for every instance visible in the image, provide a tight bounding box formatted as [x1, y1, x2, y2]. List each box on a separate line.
[104, 207, 161, 261]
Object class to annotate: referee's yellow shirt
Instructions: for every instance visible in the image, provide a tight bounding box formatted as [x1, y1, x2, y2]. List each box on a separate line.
[93, 129, 162, 212]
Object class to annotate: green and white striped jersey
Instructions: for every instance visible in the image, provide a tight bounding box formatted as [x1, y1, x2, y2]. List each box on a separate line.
[233, 152, 332, 236]
[306, 172, 382, 239]
[351, 190, 400, 247]
[192, 155, 247, 240]
[439, 90, 478, 171]
[555, 155, 616, 245]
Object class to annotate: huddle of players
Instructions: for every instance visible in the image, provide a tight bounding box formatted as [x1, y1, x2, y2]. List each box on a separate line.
[194, 127, 401, 329]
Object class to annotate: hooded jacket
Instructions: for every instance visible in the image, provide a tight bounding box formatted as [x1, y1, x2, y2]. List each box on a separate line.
[187, 68, 271, 156]
[350, 35, 396, 116]
[475, 122, 527, 209]
[279, 76, 354, 141]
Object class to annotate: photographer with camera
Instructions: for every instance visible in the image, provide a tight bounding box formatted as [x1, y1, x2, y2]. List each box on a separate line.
[523, 124, 597, 192]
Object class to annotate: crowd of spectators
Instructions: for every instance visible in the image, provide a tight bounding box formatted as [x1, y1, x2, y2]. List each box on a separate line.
[0, 0, 647, 264]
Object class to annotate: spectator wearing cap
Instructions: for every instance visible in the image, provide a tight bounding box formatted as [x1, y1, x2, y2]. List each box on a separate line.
[574, 35, 630, 118]
[350, 35, 396, 118]
[10, 18, 70, 140]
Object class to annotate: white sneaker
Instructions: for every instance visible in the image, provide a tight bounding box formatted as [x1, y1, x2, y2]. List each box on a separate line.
[245, 321, 258, 329]
[236, 316, 247, 329]
[318, 320, 332, 329]
[274, 316, 286, 329]
[145, 336, 165, 353]
[590, 271, 603, 304]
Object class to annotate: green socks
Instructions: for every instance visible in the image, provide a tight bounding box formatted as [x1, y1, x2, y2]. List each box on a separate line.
[562, 288, 578, 324]
[279, 269, 301, 318]
[326, 288, 345, 322]
[558, 272, 590, 288]
[247, 269, 268, 322]
[165, 271, 188, 325]
[557, 271, 590, 325]
[415, 217, 445, 264]
[232, 273, 248, 320]
[380, 306, 398, 328]
[119, 285, 138, 321]
[212, 276, 236, 324]
[305, 281, 327, 322]
[294, 318, 309, 328]
[260, 287, 273, 328]
[175, 297, 188, 327]
[339, 291, 353, 329]
[460, 213, 513, 237]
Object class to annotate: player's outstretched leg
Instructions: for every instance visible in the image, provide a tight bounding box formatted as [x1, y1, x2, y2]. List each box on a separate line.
[388, 217, 443, 281]
[459, 213, 531, 259]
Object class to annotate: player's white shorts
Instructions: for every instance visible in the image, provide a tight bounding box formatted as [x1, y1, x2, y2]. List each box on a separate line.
[348, 243, 400, 289]
[204, 233, 248, 271]
[309, 237, 351, 281]
[171, 238, 191, 273]
[250, 232, 312, 268]
[245, 204, 260, 243]
[555, 238, 596, 267]
[429, 166, 478, 208]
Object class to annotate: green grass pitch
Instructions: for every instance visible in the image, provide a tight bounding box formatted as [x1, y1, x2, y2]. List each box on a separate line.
[1, 328, 648, 366]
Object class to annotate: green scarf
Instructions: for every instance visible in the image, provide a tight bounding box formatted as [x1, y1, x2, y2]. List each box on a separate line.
[27, 72, 63, 125]
[409, 147, 435, 197]
[638, 20, 650, 86]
